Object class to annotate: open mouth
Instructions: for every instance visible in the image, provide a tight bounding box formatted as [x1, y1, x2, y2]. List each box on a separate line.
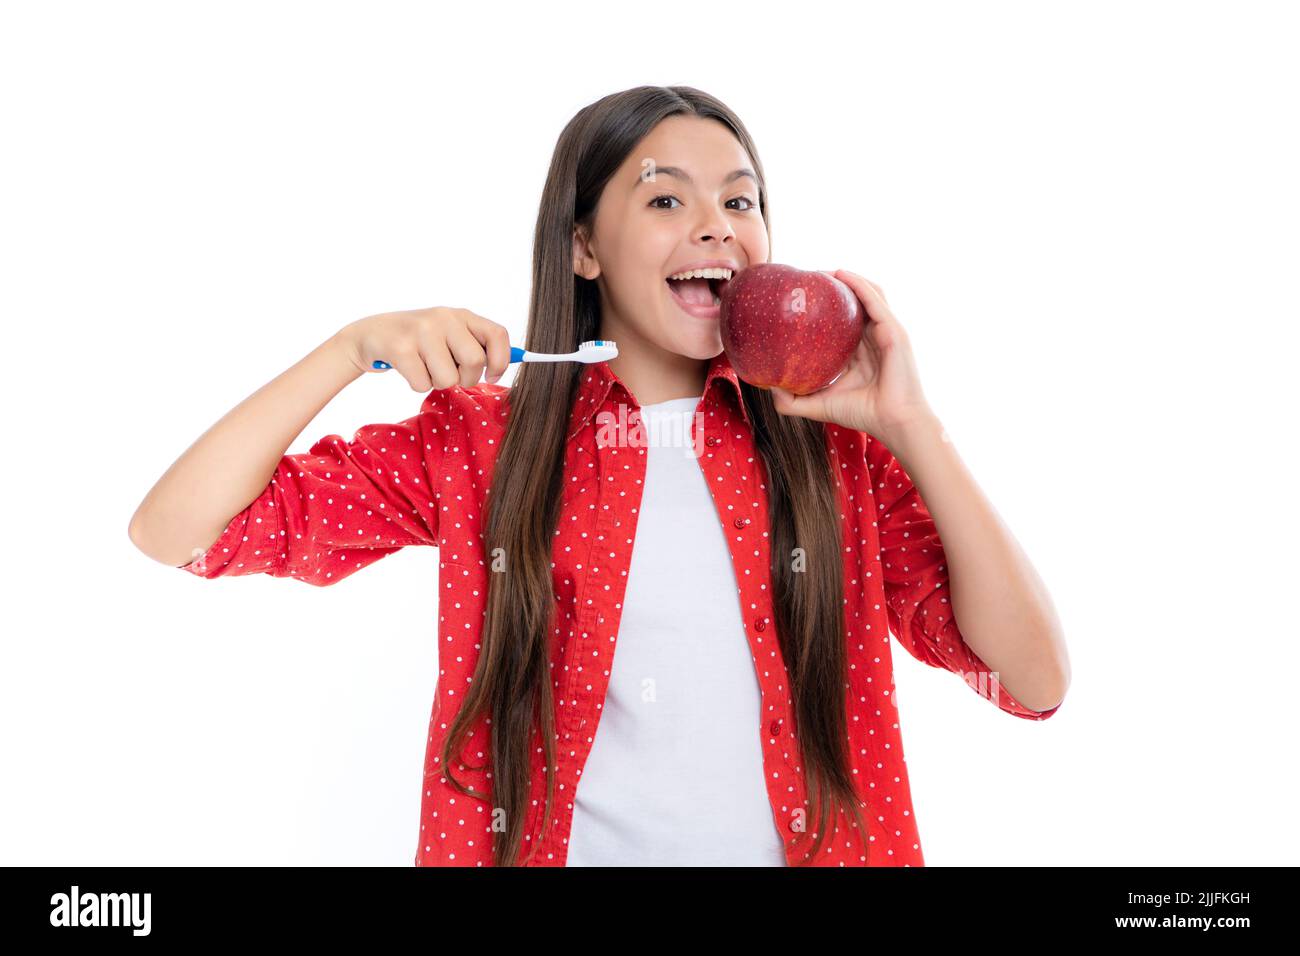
[665, 272, 731, 318]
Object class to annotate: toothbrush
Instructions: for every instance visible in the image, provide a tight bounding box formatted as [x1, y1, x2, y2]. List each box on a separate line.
[372, 339, 618, 371]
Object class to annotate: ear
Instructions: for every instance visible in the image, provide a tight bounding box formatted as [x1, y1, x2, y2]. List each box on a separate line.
[573, 224, 600, 281]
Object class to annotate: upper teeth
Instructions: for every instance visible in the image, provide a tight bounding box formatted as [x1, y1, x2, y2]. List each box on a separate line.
[668, 267, 733, 281]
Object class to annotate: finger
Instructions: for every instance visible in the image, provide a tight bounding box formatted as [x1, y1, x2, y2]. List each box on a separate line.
[444, 322, 489, 388]
[861, 277, 888, 303]
[833, 272, 911, 357]
[414, 325, 461, 390]
[769, 384, 830, 424]
[834, 270, 899, 328]
[464, 313, 512, 384]
[389, 348, 434, 393]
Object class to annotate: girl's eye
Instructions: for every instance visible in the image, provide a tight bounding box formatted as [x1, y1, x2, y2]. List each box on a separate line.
[649, 194, 759, 211]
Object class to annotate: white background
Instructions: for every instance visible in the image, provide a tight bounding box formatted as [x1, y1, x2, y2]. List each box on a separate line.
[2, 0, 1296, 866]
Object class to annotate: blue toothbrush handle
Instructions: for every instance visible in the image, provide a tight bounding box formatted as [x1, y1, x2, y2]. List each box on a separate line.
[373, 345, 526, 371]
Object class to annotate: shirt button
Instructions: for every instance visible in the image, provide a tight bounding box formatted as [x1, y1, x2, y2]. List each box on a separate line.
[733, 516, 749, 528]
[754, 618, 766, 632]
[769, 720, 781, 736]
[706, 436, 719, 446]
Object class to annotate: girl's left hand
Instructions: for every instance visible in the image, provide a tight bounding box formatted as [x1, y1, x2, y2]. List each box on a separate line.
[769, 270, 937, 443]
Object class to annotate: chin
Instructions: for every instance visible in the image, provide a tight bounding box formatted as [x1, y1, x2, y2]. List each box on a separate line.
[670, 330, 723, 361]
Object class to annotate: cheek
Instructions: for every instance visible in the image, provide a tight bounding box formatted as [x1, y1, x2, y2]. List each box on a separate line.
[636, 222, 680, 260]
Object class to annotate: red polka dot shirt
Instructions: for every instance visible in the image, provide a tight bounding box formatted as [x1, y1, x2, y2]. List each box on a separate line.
[181, 349, 1059, 866]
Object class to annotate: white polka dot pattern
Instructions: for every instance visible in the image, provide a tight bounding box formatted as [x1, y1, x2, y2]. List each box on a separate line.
[180, 350, 1058, 867]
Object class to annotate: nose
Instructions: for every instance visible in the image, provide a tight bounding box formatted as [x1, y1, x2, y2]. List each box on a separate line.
[693, 209, 736, 245]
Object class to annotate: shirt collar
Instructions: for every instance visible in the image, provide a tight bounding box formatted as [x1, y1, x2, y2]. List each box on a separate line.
[566, 350, 751, 443]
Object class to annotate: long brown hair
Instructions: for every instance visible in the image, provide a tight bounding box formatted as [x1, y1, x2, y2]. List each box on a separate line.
[440, 85, 867, 865]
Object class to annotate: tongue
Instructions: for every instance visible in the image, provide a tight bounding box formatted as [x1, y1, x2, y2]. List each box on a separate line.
[668, 277, 714, 306]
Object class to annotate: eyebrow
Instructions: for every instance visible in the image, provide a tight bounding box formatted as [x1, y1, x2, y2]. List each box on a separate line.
[634, 166, 757, 190]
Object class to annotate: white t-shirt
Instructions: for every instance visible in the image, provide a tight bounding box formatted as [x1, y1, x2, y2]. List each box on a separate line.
[565, 395, 788, 867]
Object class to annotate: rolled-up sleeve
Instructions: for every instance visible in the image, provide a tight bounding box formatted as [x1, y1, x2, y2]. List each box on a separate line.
[865, 432, 1059, 721]
[180, 391, 453, 587]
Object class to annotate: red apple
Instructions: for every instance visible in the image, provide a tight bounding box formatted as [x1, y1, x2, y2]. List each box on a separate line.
[719, 263, 863, 395]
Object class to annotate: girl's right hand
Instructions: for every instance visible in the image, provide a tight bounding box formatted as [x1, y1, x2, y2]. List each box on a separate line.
[336, 307, 512, 391]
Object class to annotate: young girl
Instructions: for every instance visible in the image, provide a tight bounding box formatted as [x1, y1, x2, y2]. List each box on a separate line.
[129, 85, 1070, 867]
